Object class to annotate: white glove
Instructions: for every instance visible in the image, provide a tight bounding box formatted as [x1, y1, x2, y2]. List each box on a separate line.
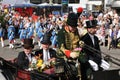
[100, 59, 110, 70]
[70, 51, 79, 59]
[88, 60, 98, 71]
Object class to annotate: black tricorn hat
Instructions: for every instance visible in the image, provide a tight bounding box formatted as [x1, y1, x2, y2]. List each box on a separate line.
[23, 38, 34, 49]
[66, 12, 78, 27]
[41, 33, 51, 45]
[86, 20, 98, 28]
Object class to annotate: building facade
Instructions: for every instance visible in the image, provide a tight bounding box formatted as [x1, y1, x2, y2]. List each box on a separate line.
[2, 0, 120, 13]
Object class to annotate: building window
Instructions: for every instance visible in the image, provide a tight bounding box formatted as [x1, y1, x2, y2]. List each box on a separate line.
[53, 0, 61, 4]
[53, 0, 80, 4]
[41, 0, 62, 4]
[69, 0, 79, 3]
[89, 0, 102, 1]
[30, 0, 42, 4]
[30, 0, 80, 4]
[42, 0, 49, 3]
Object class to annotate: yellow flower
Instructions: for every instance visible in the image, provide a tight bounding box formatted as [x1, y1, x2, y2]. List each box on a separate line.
[36, 59, 43, 68]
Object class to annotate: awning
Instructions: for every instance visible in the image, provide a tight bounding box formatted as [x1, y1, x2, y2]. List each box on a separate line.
[87, 1, 102, 5]
[12, 3, 36, 8]
[1, 0, 30, 6]
[111, 1, 120, 7]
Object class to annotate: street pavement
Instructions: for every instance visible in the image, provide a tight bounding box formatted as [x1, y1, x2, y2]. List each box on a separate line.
[0, 39, 40, 60]
[0, 39, 120, 70]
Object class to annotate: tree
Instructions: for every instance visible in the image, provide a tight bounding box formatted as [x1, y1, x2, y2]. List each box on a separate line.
[0, 12, 6, 28]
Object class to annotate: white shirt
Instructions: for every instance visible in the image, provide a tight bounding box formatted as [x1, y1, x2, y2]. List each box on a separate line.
[26, 53, 32, 62]
[89, 33, 95, 45]
[43, 49, 50, 64]
[117, 30, 120, 38]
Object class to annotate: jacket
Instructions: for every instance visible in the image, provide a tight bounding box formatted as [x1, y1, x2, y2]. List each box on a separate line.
[17, 51, 34, 69]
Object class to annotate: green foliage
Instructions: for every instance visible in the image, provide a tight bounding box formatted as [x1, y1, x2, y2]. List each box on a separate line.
[0, 12, 6, 28]
[78, 52, 87, 63]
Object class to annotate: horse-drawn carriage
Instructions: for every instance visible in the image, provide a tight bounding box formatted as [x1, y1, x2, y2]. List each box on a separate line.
[0, 57, 79, 80]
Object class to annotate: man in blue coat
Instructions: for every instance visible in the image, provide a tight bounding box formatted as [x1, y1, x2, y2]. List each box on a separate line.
[7, 23, 15, 48]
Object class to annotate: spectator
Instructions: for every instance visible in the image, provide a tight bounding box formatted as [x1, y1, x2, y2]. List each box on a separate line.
[0, 23, 4, 47]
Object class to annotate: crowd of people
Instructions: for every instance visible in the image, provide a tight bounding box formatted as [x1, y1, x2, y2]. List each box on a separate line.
[0, 8, 120, 50]
[0, 7, 120, 80]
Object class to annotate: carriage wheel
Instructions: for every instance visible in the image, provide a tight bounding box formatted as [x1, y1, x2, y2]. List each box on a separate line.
[1, 69, 15, 80]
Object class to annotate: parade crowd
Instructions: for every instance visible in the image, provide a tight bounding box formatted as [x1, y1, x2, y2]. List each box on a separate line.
[0, 8, 120, 49]
[0, 7, 120, 80]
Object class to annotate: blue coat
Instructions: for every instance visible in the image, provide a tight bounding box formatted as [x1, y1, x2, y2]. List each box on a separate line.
[27, 26, 34, 38]
[0, 27, 4, 37]
[18, 21, 24, 34]
[19, 28, 28, 40]
[35, 21, 40, 33]
[51, 30, 58, 47]
[7, 25, 15, 40]
[37, 26, 44, 39]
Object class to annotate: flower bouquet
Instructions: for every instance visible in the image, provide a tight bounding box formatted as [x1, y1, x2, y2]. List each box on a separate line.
[28, 57, 43, 71]
[70, 48, 82, 59]
[29, 58, 56, 74]
[68, 47, 87, 63]
[40, 60, 56, 74]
